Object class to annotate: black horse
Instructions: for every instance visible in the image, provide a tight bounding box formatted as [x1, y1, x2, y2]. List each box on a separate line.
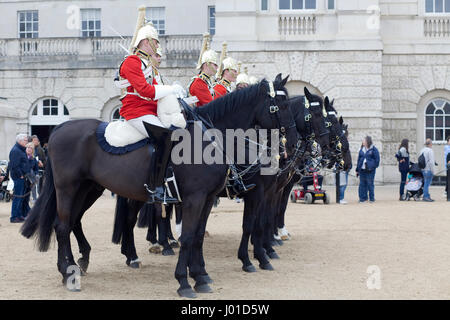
[273, 96, 352, 244]
[21, 75, 298, 298]
[235, 88, 335, 272]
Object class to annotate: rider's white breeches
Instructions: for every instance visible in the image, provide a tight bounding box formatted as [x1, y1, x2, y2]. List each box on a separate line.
[127, 114, 165, 137]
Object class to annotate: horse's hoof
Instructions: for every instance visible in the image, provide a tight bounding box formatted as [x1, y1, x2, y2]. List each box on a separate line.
[162, 248, 175, 256]
[77, 258, 89, 275]
[149, 244, 162, 254]
[277, 239, 284, 246]
[67, 286, 81, 292]
[169, 240, 179, 248]
[127, 259, 142, 269]
[177, 287, 197, 299]
[242, 264, 257, 273]
[271, 240, 280, 247]
[268, 251, 280, 259]
[197, 274, 213, 284]
[259, 263, 274, 271]
[194, 283, 213, 293]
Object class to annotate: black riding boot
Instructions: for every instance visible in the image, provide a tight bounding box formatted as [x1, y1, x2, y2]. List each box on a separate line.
[143, 123, 179, 205]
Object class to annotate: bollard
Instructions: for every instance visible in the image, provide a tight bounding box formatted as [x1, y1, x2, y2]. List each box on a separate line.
[336, 166, 340, 204]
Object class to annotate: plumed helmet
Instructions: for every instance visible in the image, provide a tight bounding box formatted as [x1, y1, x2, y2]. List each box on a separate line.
[133, 23, 159, 48]
[236, 73, 250, 85]
[200, 49, 219, 67]
[222, 57, 238, 73]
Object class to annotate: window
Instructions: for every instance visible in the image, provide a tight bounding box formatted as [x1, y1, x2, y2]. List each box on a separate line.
[328, 0, 335, 10]
[111, 107, 124, 121]
[261, 0, 269, 11]
[146, 7, 165, 35]
[426, 0, 450, 13]
[18, 11, 38, 38]
[425, 99, 450, 142]
[208, 6, 216, 36]
[81, 9, 101, 37]
[279, 0, 316, 9]
[29, 98, 70, 126]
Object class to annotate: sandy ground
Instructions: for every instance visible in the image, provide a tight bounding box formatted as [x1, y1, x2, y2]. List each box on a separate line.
[0, 185, 449, 300]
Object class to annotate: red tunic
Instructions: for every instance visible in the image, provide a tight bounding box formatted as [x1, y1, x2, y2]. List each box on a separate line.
[119, 55, 158, 120]
[213, 83, 227, 98]
[189, 76, 214, 107]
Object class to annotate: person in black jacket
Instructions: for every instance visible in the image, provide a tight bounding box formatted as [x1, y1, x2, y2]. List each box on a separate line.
[395, 139, 410, 200]
[9, 134, 30, 223]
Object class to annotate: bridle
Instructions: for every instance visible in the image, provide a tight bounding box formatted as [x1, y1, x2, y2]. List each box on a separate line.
[267, 81, 296, 155]
[325, 110, 346, 169]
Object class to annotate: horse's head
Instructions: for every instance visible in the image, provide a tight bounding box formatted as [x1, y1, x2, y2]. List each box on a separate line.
[303, 87, 331, 158]
[255, 74, 298, 156]
[323, 97, 351, 170]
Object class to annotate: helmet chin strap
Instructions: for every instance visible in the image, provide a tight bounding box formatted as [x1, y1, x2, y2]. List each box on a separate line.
[135, 41, 159, 67]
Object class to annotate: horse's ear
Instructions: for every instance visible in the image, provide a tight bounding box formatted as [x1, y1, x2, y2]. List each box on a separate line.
[324, 96, 330, 107]
[339, 116, 344, 125]
[304, 87, 312, 100]
[275, 73, 282, 82]
[331, 98, 335, 106]
[281, 75, 290, 87]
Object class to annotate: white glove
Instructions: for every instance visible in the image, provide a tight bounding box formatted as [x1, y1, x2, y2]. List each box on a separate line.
[171, 83, 186, 98]
[154, 85, 175, 100]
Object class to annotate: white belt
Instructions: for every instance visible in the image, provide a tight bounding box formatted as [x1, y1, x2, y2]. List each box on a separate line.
[114, 66, 153, 89]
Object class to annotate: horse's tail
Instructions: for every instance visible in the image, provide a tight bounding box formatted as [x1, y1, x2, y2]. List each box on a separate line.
[112, 195, 129, 244]
[137, 203, 154, 228]
[20, 156, 58, 252]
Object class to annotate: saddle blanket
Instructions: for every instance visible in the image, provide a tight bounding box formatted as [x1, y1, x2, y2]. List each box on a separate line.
[96, 121, 150, 155]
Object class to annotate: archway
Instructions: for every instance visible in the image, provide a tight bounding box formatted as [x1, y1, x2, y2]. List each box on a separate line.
[29, 97, 70, 144]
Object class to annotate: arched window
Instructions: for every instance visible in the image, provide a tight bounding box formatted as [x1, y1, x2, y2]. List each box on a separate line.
[30, 98, 70, 125]
[111, 106, 124, 121]
[425, 98, 450, 143]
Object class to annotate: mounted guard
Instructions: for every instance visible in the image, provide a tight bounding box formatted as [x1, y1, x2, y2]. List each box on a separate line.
[213, 42, 238, 98]
[114, 6, 186, 204]
[235, 64, 251, 90]
[188, 33, 218, 107]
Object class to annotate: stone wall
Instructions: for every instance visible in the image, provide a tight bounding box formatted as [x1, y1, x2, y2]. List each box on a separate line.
[382, 54, 450, 181]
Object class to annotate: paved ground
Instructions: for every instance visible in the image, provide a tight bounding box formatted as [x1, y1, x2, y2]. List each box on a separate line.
[0, 185, 449, 299]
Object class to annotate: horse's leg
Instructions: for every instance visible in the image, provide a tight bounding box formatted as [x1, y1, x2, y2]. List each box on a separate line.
[175, 194, 206, 298]
[121, 200, 144, 268]
[189, 196, 215, 293]
[263, 195, 280, 260]
[54, 183, 81, 290]
[147, 204, 162, 254]
[252, 198, 274, 270]
[72, 184, 105, 274]
[238, 196, 258, 272]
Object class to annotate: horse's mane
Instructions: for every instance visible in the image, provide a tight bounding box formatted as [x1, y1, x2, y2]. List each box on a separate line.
[195, 80, 268, 122]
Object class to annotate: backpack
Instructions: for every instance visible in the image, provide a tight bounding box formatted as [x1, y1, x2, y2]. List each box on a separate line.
[418, 152, 426, 169]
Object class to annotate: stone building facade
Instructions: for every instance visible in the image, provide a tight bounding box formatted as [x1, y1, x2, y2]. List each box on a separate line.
[1, 0, 449, 184]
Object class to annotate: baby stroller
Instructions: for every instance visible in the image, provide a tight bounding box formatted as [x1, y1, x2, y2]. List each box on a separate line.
[0, 160, 11, 202]
[402, 162, 423, 201]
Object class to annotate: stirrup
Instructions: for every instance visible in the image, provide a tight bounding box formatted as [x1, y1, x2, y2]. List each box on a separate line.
[144, 185, 179, 205]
